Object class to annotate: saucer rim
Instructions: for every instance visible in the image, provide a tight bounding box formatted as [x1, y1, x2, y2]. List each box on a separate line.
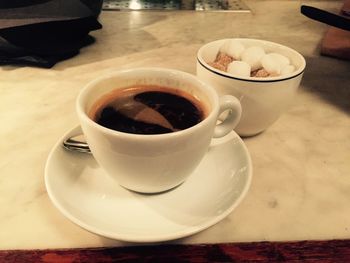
[45, 126, 253, 243]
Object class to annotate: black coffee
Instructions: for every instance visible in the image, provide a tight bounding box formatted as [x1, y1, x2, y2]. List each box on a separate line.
[89, 85, 207, 135]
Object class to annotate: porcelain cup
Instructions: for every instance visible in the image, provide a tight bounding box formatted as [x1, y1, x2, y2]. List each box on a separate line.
[76, 67, 242, 193]
[197, 38, 306, 137]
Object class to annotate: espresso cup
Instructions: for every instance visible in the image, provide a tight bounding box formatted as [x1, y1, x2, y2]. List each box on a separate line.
[77, 68, 242, 193]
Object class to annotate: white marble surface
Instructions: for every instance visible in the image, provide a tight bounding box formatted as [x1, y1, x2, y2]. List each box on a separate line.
[1, 0, 350, 249]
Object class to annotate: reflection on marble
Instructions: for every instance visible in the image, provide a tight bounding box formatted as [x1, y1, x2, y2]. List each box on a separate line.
[0, 0, 349, 249]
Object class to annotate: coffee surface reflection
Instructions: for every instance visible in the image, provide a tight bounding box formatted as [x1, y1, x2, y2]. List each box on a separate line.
[89, 85, 207, 135]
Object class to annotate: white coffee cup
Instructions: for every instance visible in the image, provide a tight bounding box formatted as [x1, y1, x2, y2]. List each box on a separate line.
[76, 68, 242, 193]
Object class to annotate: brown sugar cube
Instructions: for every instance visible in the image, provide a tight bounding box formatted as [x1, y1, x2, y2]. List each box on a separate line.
[207, 61, 226, 72]
[215, 52, 234, 70]
[251, 68, 270, 77]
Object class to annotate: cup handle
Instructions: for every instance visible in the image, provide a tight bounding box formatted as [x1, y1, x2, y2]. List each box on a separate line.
[213, 95, 242, 138]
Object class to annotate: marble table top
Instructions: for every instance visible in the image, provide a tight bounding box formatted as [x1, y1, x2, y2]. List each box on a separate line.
[1, 0, 349, 250]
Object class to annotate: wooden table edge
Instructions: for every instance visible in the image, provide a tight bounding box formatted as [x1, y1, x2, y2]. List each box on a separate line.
[1, 239, 350, 262]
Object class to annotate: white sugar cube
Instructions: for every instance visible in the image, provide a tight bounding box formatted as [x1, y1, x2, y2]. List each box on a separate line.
[281, 64, 296, 75]
[261, 53, 282, 75]
[227, 61, 251, 77]
[241, 46, 265, 71]
[219, 39, 245, 60]
[268, 53, 290, 68]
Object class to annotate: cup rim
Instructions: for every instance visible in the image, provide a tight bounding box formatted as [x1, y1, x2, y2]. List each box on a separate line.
[197, 38, 306, 83]
[76, 67, 220, 140]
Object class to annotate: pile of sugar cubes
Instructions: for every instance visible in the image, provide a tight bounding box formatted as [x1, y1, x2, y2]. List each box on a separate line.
[207, 39, 296, 78]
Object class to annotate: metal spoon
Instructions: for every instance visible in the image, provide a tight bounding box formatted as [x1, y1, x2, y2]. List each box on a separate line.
[63, 134, 91, 154]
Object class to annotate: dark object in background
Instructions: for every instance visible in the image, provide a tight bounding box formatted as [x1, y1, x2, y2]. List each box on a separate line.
[301, 5, 350, 31]
[301, 0, 350, 60]
[0, 0, 50, 8]
[80, 0, 103, 17]
[0, 0, 103, 68]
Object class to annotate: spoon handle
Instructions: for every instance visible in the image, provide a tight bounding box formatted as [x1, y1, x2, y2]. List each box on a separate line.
[301, 5, 350, 31]
[63, 134, 91, 154]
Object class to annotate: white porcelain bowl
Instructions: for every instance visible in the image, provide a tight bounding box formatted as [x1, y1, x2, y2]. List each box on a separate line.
[197, 38, 306, 136]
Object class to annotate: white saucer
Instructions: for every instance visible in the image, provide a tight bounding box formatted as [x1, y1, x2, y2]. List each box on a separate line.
[45, 126, 252, 243]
